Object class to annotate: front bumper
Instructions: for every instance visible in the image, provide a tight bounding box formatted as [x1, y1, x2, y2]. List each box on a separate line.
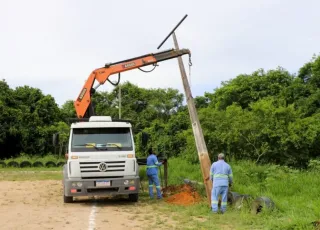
[64, 176, 140, 197]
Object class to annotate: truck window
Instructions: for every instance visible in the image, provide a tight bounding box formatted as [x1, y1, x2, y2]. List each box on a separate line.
[71, 127, 133, 152]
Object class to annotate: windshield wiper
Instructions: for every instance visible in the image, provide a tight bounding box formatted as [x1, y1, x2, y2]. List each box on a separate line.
[106, 143, 122, 149]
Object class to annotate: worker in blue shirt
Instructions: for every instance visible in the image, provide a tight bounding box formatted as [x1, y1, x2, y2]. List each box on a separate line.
[210, 153, 233, 214]
[146, 148, 163, 199]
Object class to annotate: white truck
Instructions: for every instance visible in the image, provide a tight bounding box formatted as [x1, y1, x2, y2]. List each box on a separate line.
[55, 116, 140, 203]
[52, 48, 189, 203]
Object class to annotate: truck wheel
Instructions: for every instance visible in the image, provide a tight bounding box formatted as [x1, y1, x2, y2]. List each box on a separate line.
[128, 193, 138, 202]
[64, 194, 73, 203]
[63, 184, 73, 203]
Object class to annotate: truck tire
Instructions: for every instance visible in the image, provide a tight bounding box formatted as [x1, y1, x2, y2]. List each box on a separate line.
[251, 196, 275, 214]
[128, 193, 138, 202]
[63, 184, 73, 203]
[64, 194, 73, 203]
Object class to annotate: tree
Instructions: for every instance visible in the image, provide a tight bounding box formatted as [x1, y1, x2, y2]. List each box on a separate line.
[0, 82, 62, 158]
[60, 100, 77, 120]
[1, 54, 320, 168]
[207, 68, 293, 110]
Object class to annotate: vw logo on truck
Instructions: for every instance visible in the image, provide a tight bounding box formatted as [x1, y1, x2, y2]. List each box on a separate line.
[98, 162, 108, 172]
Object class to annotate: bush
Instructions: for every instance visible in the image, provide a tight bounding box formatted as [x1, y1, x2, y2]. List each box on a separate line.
[20, 161, 32, 168]
[139, 166, 146, 181]
[45, 161, 57, 168]
[56, 161, 65, 167]
[308, 159, 320, 171]
[1, 153, 65, 168]
[7, 161, 19, 167]
[0, 161, 6, 168]
[32, 161, 44, 167]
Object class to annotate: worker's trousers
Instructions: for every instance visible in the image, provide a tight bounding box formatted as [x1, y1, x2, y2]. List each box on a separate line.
[211, 186, 228, 213]
[147, 174, 162, 199]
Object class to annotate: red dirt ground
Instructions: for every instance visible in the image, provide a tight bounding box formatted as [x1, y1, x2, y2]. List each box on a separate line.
[163, 184, 201, 206]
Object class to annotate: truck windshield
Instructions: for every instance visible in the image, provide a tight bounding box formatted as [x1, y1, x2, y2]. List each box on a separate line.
[71, 127, 133, 152]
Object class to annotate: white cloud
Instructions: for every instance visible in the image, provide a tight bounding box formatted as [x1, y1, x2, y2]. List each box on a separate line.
[1, 0, 320, 106]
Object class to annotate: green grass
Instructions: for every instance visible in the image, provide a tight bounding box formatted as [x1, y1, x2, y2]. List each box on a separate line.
[149, 157, 320, 230]
[0, 169, 62, 181]
[0, 167, 62, 172]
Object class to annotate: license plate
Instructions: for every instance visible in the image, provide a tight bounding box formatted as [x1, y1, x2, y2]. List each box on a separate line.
[96, 180, 111, 187]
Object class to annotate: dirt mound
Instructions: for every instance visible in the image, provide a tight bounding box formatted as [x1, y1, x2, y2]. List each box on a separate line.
[163, 184, 201, 206]
[162, 184, 192, 195]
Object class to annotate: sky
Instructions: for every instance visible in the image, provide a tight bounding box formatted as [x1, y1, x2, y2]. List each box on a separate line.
[1, 0, 320, 106]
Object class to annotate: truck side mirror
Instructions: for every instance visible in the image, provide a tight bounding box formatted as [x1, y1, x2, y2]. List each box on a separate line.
[52, 133, 60, 146]
[141, 132, 149, 148]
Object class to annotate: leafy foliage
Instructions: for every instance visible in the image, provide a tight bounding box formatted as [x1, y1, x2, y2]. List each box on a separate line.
[1, 54, 320, 167]
[0, 81, 63, 158]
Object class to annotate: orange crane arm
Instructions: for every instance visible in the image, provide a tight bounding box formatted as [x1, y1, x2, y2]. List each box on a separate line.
[74, 48, 191, 118]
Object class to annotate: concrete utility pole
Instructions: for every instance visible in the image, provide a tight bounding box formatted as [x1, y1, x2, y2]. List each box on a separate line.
[157, 14, 213, 207]
[172, 32, 213, 206]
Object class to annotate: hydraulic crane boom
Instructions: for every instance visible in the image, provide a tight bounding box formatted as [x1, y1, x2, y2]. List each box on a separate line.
[74, 48, 191, 118]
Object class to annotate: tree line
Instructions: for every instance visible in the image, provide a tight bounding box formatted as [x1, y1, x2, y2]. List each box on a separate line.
[1, 54, 320, 167]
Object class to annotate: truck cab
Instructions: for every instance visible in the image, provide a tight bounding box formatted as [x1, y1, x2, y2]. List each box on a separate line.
[61, 116, 140, 203]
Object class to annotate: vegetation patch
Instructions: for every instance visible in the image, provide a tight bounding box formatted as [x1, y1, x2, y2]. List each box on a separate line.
[45, 161, 57, 168]
[159, 158, 320, 230]
[19, 161, 32, 168]
[7, 161, 19, 167]
[1, 154, 65, 168]
[32, 161, 44, 167]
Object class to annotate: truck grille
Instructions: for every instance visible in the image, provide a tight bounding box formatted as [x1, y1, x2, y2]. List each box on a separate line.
[80, 161, 126, 173]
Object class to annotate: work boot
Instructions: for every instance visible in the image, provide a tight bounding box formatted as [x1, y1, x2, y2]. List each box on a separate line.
[212, 208, 218, 214]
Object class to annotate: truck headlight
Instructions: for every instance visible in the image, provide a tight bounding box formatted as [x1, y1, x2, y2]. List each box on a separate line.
[124, 180, 129, 185]
[72, 182, 82, 187]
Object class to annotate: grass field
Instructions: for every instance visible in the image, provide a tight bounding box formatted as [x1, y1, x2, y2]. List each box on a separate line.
[162, 158, 320, 230]
[1, 157, 319, 229]
[0, 168, 62, 181]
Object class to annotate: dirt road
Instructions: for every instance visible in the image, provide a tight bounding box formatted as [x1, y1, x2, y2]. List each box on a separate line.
[0, 180, 174, 230]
